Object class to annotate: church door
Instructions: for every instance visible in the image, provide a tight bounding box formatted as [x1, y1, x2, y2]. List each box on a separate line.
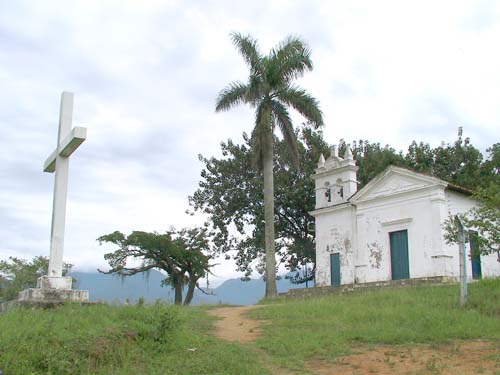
[330, 253, 341, 287]
[390, 230, 410, 280]
[469, 231, 482, 279]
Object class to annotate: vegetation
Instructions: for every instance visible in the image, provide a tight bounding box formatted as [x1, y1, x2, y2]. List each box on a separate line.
[98, 228, 213, 305]
[253, 279, 500, 369]
[444, 182, 500, 261]
[215, 32, 324, 297]
[1, 280, 499, 374]
[0, 256, 72, 302]
[348, 134, 498, 190]
[0, 303, 268, 375]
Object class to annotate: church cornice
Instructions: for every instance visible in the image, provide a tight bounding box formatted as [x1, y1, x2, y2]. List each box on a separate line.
[309, 201, 353, 216]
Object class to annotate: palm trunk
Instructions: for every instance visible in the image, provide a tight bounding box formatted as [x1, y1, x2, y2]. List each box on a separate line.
[263, 131, 278, 298]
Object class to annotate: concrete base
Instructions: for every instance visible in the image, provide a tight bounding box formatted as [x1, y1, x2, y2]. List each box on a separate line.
[37, 275, 73, 289]
[16, 275, 89, 304]
[18, 288, 89, 303]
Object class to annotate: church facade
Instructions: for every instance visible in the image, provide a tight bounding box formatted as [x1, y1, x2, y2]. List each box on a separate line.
[311, 146, 499, 287]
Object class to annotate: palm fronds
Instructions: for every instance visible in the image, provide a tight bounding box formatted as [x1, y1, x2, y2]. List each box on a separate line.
[270, 36, 312, 84]
[218, 33, 323, 168]
[271, 100, 299, 167]
[230, 32, 263, 75]
[216, 81, 248, 112]
[276, 86, 323, 128]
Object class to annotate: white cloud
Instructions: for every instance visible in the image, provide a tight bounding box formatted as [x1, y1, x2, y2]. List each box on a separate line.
[0, 0, 499, 279]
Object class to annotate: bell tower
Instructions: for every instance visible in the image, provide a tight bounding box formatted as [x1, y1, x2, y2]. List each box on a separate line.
[313, 145, 358, 209]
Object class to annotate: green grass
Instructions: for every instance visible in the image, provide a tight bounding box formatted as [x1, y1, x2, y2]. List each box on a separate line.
[0, 303, 269, 375]
[1, 279, 499, 374]
[252, 278, 500, 369]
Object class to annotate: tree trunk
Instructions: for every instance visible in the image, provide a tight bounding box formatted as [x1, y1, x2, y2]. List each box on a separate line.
[183, 279, 196, 306]
[173, 274, 183, 305]
[263, 130, 278, 298]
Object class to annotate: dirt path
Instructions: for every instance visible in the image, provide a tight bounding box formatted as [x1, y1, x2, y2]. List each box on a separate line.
[208, 305, 295, 375]
[207, 305, 265, 343]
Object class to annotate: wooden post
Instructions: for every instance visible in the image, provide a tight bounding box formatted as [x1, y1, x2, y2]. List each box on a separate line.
[454, 215, 467, 306]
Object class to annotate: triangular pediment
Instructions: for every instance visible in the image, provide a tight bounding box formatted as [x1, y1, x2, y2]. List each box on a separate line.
[350, 166, 446, 203]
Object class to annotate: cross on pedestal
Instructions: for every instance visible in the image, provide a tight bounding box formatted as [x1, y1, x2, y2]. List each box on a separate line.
[19, 92, 89, 302]
[43, 92, 86, 280]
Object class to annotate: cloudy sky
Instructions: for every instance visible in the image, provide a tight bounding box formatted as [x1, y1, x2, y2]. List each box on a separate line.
[1, 0, 499, 285]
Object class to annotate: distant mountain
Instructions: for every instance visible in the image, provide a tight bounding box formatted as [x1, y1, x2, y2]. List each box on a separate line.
[70, 270, 314, 305]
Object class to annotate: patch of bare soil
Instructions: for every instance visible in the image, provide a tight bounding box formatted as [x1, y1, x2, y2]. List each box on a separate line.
[208, 306, 296, 375]
[207, 305, 266, 343]
[308, 340, 500, 375]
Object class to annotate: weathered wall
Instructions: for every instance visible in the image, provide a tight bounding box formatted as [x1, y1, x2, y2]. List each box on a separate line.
[355, 186, 449, 283]
[314, 203, 356, 286]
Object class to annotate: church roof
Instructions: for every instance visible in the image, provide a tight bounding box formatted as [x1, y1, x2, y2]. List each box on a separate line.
[446, 182, 474, 195]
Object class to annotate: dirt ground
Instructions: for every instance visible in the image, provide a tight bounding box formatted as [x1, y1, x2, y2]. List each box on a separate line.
[207, 305, 266, 343]
[308, 340, 500, 375]
[209, 306, 500, 374]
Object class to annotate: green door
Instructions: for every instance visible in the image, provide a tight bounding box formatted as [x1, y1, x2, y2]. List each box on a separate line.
[390, 230, 410, 280]
[330, 253, 341, 287]
[469, 231, 482, 280]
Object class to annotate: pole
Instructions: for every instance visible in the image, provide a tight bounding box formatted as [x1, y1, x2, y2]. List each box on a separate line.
[305, 265, 309, 289]
[454, 215, 467, 306]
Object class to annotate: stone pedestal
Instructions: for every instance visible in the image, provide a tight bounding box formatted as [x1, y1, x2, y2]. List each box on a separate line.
[18, 276, 89, 303]
[18, 288, 89, 303]
[37, 275, 73, 289]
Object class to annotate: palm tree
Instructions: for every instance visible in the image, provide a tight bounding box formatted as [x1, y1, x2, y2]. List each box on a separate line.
[216, 33, 323, 298]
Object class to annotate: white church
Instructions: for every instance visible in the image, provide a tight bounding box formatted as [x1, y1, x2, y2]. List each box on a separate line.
[311, 146, 499, 287]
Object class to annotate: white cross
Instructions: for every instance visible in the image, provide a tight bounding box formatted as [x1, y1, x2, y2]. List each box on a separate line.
[43, 92, 86, 278]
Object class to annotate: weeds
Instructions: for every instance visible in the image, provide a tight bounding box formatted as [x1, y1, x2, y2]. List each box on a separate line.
[0, 279, 499, 374]
[0, 303, 268, 375]
[251, 278, 500, 369]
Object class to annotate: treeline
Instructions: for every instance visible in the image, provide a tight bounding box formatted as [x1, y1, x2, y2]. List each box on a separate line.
[344, 133, 499, 190]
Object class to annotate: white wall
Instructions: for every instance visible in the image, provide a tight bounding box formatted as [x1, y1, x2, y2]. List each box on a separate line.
[314, 204, 356, 286]
[355, 186, 448, 283]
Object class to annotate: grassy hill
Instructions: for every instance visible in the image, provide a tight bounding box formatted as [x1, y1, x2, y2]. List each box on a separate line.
[0, 279, 499, 374]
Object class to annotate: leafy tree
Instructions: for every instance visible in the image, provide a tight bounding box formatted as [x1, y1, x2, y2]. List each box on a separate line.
[216, 33, 323, 297]
[444, 183, 500, 262]
[480, 143, 500, 186]
[404, 141, 434, 175]
[432, 135, 483, 189]
[348, 140, 404, 188]
[443, 140, 500, 258]
[0, 256, 72, 302]
[189, 127, 329, 284]
[98, 228, 213, 305]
